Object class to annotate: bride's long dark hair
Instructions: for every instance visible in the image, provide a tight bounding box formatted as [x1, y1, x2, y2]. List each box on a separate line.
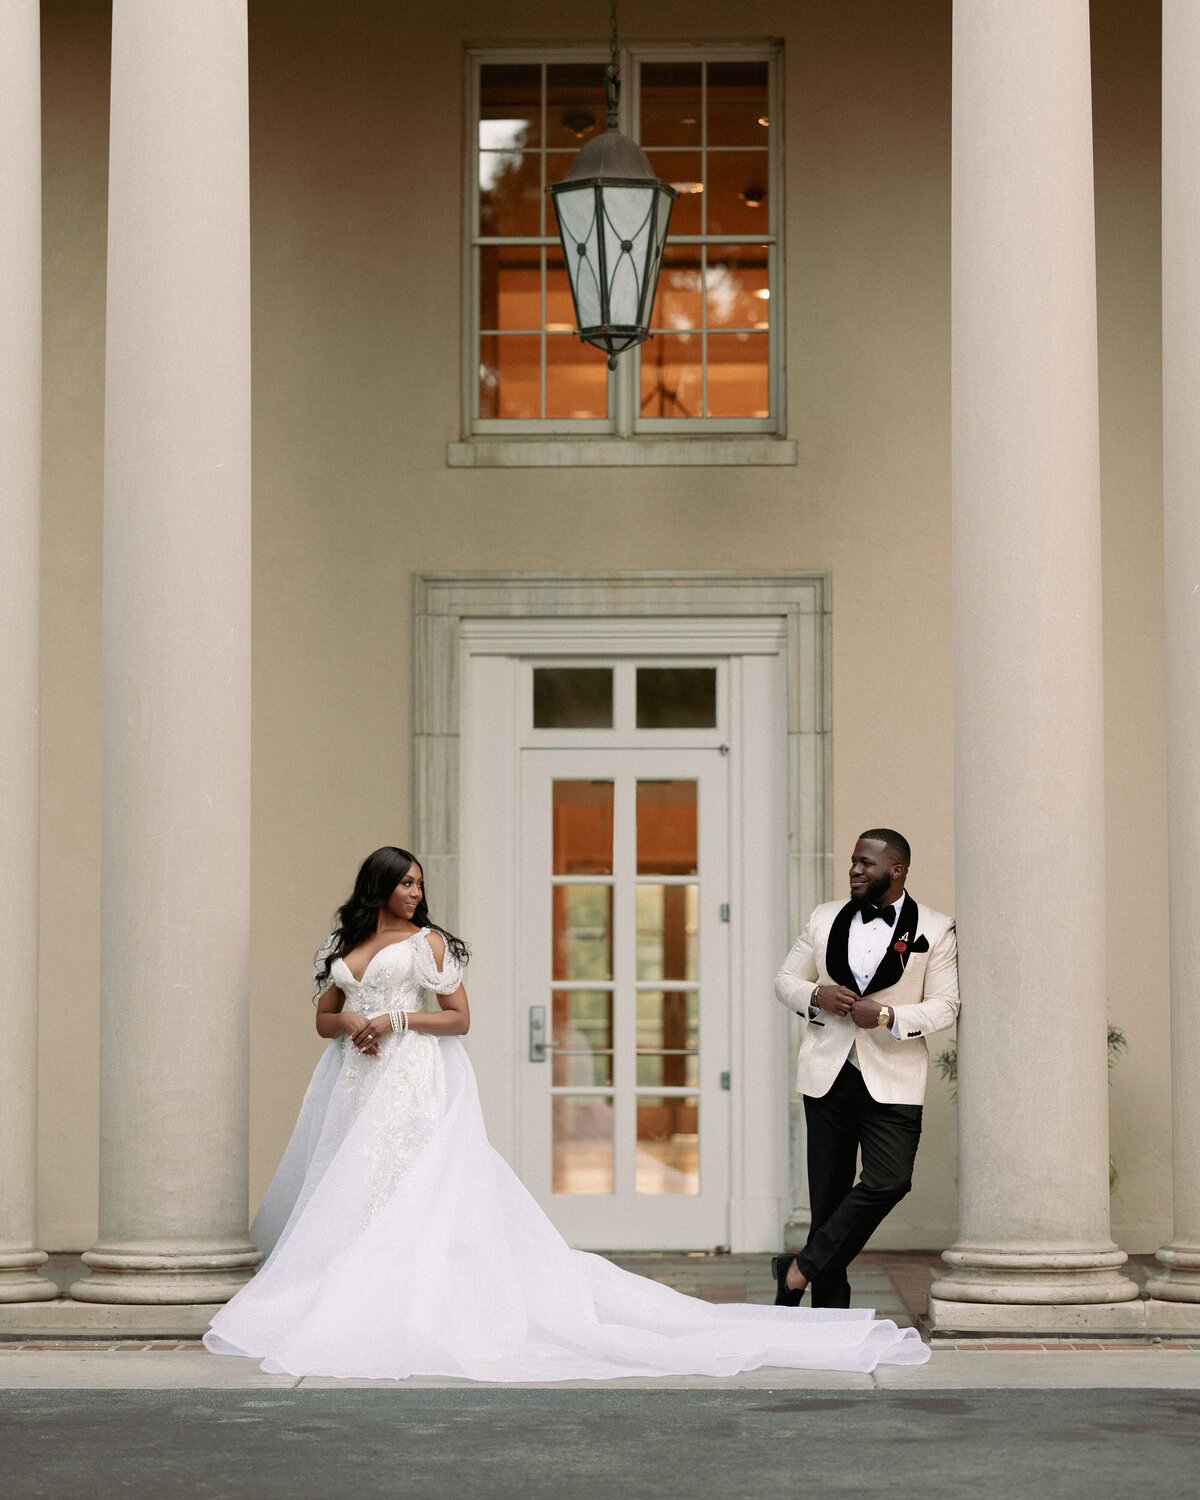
[316, 846, 469, 993]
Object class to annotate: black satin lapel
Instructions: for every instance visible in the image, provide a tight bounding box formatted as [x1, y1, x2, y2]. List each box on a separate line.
[823, 900, 860, 994]
[865, 892, 919, 995]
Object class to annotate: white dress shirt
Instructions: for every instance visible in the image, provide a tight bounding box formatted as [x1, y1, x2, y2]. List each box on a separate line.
[813, 895, 905, 1066]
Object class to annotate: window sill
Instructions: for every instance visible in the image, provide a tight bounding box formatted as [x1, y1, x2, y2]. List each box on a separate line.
[446, 437, 798, 469]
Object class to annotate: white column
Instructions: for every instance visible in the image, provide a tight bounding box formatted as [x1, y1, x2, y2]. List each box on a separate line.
[1147, 0, 1200, 1313]
[0, 0, 56, 1303]
[928, 0, 1139, 1333]
[70, 1, 258, 1303]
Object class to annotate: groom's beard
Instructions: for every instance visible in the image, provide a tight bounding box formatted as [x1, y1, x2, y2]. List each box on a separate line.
[853, 873, 893, 908]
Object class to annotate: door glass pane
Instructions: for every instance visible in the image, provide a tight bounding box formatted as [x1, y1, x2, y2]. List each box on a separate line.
[636, 884, 698, 980]
[636, 780, 698, 875]
[552, 780, 613, 875]
[553, 1096, 614, 1193]
[636, 990, 699, 1088]
[636, 1096, 699, 1195]
[534, 667, 613, 729]
[552, 990, 613, 1087]
[552, 885, 613, 980]
[636, 668, 717, 729]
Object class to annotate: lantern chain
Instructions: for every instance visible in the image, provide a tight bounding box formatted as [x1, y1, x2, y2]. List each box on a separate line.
[605, 0, 620, 129]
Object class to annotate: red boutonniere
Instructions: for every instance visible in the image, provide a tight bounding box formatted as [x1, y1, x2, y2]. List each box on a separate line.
[893, 940, 908, 954]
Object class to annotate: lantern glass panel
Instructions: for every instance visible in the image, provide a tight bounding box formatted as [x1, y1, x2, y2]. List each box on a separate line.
[553, 184, 603, 330]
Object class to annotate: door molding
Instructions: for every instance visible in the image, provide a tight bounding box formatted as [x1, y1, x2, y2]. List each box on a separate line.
[412, 572, 832, 1240]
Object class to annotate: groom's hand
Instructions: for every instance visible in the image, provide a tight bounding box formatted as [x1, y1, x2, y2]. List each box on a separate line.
[814, 983, 857, 1017]
[850, 998, 884, 1029]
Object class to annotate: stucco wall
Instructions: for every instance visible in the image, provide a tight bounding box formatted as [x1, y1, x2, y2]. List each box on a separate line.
[36, 0, 1167, 1255]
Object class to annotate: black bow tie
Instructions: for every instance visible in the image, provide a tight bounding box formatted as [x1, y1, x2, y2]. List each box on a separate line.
[859, 901, 897, 926]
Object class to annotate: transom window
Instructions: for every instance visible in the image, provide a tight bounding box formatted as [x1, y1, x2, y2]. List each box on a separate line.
[468, 48, 781, 437]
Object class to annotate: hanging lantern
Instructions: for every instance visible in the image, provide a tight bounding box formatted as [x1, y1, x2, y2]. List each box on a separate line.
[548, 4, 676, 368]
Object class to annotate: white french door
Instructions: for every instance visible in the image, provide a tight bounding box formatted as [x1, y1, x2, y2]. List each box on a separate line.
[519, 748, 730, 1248]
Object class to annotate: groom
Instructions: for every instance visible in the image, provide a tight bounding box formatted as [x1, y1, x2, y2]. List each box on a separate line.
[771, 829, 959, 1308]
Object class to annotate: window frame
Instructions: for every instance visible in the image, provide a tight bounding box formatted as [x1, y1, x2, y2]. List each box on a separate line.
[463, 43, 785, 441]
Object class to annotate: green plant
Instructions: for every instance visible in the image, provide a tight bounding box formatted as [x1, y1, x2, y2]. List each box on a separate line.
[934, 1025, 1128, 1191]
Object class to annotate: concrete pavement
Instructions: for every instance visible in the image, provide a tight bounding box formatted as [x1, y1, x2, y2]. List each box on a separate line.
[2, 1388, 1199, 1499]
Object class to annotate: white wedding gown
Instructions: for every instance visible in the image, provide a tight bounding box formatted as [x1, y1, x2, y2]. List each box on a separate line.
[204, 932, 929, 1379]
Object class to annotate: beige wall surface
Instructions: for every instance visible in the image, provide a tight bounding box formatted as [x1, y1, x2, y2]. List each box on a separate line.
[36, 0, 1167, 1254]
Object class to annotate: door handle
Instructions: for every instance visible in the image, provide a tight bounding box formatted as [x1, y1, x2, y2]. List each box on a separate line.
[529, 1004, 555, 1063]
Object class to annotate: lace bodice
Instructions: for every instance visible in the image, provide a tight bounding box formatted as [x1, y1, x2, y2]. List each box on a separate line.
[314, 929, 463, 1017]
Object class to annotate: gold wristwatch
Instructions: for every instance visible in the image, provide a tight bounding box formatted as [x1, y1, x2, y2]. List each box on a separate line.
[876, 1005, 892, 1029]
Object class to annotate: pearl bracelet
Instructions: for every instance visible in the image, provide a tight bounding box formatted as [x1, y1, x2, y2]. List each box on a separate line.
[389, 1010, 400, 1034]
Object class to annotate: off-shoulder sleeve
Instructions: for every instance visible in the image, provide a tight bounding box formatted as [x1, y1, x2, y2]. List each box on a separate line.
[412, 929, 464, 995]
[313, 933, 340, 1001]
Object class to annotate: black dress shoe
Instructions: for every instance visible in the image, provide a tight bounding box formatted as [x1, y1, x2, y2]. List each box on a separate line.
[770, 1253, 803, 1307]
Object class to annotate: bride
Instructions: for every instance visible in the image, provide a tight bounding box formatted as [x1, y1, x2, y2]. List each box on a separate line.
[204, 846, 929, 1379]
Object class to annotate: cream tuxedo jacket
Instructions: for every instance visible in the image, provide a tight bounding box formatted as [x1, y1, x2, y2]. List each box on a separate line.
[774, 895, 959, 1106]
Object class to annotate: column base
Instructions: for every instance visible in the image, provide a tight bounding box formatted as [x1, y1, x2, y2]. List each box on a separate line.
[69, 1243, 260, 1305]
[1146, 1245, 1200, 1303]
[934, 1246, 1140, 1305]
[0, 1250, 59, 1304]
[926, 1294, 1149, 1336]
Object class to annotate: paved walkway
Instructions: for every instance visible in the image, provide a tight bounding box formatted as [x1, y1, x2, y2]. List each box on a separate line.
[3, 1388, 1199, 1500]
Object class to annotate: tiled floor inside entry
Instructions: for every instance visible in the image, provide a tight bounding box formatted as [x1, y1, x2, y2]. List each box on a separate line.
[604, 1250, 935, 1329]
[4, 1253, 1197, 1353]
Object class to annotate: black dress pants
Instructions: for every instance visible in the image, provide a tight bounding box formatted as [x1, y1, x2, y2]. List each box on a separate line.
[794, 1060, 923, 1308]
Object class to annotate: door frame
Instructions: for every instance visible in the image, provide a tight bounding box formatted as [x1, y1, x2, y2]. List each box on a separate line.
[413, 573, 832, 1247]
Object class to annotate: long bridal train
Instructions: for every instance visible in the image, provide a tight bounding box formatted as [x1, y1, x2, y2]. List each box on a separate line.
[204, 935, 928, 1379]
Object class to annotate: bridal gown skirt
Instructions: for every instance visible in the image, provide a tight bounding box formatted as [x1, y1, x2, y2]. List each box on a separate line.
[205, 1033, 929, 1380]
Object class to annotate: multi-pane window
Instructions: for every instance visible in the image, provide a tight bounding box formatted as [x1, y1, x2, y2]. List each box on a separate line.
[469, 49, 780, 436]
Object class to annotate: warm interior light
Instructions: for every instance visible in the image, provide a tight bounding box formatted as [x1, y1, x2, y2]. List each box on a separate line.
[680, 115, 699, 125]
[671, 181, 704, 194]
[758, 116, 769, 127]
[754, 288, 770, 299]
[738, 184, 767, 207]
